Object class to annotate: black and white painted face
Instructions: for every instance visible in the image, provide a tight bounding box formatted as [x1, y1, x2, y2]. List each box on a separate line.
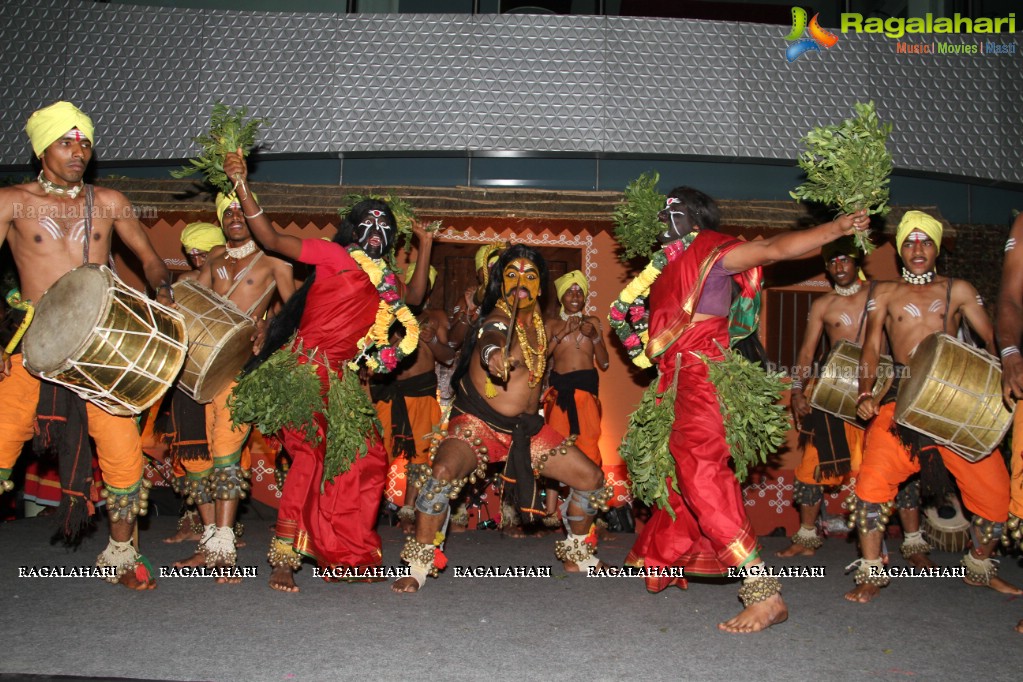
[357, 209, 395, 259]
[656, 196, 695, 244]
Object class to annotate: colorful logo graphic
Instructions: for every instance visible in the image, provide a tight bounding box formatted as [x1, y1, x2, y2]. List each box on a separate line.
[785, 7, 840, 62]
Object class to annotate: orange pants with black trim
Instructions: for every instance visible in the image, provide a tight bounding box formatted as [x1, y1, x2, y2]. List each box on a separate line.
[0, 355, 142, 489]
[179, 382, 251, 478]
[794, 421, 864, 486]
[856, 403, 1009, 522]
[376, 394, 441, 507]
[1009, 405, 1023, 519]
[543, 387, 602, 467]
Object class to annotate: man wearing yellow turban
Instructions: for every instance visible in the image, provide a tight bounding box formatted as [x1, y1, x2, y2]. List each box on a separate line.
[179, 222, 226, 278]
[542, 270, 611, 529]
[170, 188, 295, 576]
[0, 101, 175, 589]
[848, 209, 1017, 603]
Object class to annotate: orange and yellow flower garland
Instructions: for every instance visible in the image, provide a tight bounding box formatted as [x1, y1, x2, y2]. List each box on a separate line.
[347, 247, 420, 374]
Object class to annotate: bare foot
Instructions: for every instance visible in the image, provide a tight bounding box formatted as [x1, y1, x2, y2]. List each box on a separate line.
[214, 560, 242, 585]
[905, 552, 935, 570]
[964, 575, 1023, 595]
[502, 524, 529, 539]
[392, 576, 421, 593]
[718, 593, 788, 633]
[1016, 619, 1023, 633]
[163, 517, 201, 544]
[844, 583, 883, 603]
[173, 552, 205, 569]
[269, 565, 299, 592]
[449, 522, 469, 534]
[776, 543, 816, 558]
[118, 570, 157, 591]
[596, 525, 616, 542]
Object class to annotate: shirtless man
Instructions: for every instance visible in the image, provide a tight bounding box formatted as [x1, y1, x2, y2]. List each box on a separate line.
[994, 211, 1023, 633]
[164, 221, 226, 544]
[780, 239, 929, 566]
[172, 191, 294, 581]
[374, 262, 455, 530]
[393, 245, 612, 593]
[847, 211, 1020, 602]
[542, 270, 610, 530]
[0, 101, 174, 589]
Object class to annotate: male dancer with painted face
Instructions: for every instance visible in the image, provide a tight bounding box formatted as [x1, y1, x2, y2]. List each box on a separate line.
[0, 101, 174, 589]
[848, 211, 1019, 602]
[621, 186, 867, 633]
[542, 270, 610, 528]
[171, 191, 295, 580]
[995, 211, 1023, 633]
[392, 245, 613, 593]
[781, 240, 930, 566]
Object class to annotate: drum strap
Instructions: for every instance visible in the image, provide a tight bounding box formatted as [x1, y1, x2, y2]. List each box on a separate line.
[82, 185, 93, 265]
[853, 281, 878, 344]
[223, 250, 278, 317]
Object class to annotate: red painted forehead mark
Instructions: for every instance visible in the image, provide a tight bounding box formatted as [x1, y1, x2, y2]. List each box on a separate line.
[369, 210, 384, 217]
[665, 197, 680, 207]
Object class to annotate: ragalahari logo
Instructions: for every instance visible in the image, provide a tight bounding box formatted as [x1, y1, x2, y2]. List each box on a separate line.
[785, 7, 840, 62]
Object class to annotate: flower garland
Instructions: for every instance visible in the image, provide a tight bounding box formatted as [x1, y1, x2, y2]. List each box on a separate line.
[608, 238, 690, 369]
[347, 246, 420, 374]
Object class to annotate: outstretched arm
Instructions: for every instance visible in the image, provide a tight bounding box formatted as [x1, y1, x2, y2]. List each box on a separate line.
[997, 214, 1023, 402]
[721, 210, 867, 273]
[404, 221, 434, 308]
[223, 150, 304, 261]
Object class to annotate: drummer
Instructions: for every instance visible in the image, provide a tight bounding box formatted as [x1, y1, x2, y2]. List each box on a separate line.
[172, 193, 295, 580]
[163, 222, 227, 545]
[847, 210, 1019, 602]
[994, 210, 1023, 633]
[0, 101, 175, 589]
[781, 238, 930, 568]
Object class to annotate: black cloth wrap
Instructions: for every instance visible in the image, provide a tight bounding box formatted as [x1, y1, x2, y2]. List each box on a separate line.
[453, 374, 550, 525]
[549, 368, 599, 436]
[882, 366, 954, 504]
[797, 407, 854, 480]
[168, 387, 210, 462]
[34, 383, 93, 541]
[370, 371, 438, 460]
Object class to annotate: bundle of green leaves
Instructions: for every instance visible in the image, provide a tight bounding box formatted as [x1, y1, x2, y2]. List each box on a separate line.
[172, 102, 268, 195]
[613, 172, 667, 261]
[618, 369, 681, 519]
[790, 101, 893, 254]
[701, 345, 789, 481]
[322, 367, 381, 492]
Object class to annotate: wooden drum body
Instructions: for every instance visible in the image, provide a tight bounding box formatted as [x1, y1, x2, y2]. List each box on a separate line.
[809, 340, 894, 423]
[894, 332, 1014, 462]
[172, 280, 255, 404]
[23, 265, 187, 416]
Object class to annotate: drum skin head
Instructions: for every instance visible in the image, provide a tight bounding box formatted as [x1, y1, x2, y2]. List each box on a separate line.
[23, 265, 108, 373]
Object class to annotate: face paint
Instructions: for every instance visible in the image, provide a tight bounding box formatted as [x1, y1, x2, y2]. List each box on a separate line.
[656, 196, 695, 244]
[502, 257, 541, 309]
[357, 209, 394, 259]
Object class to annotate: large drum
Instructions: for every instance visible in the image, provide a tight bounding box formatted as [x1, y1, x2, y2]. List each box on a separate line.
[809, 340, 894, 424]
[895, 332, 1014, 462]
[23, 265, 187, 416]
[171, 280, 256, 404]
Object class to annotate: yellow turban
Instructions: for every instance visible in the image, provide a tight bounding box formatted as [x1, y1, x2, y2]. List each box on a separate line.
[896, 210, 942, 255]
[180, 222, 226, 253]
[405, 263, 437, 288]
[555, 270, 588, 301]
[25, 101, 95, 158]
[216, 191, 258, 226]
[474, 242, 505, 273]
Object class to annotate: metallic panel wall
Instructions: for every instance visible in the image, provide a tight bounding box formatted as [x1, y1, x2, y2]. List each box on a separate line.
[2, 0, 1019, 183]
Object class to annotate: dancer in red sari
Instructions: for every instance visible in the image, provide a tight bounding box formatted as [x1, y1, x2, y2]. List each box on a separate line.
[224, 152, 392, 592]
[617, 186, 867, 632]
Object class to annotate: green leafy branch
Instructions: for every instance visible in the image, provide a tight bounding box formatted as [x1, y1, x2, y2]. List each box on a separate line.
[171, 102, 269, 195]
[618, 366, 681, 518]
[322, 367, 381, 493]
[790, 101, 893, 255]
[613, 172, 667, 262]
[700, 344, 789, 481]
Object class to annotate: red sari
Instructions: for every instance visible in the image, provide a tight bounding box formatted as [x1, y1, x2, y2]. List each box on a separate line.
[626, 231, 762, 590]
[274, 240, 388, 569]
